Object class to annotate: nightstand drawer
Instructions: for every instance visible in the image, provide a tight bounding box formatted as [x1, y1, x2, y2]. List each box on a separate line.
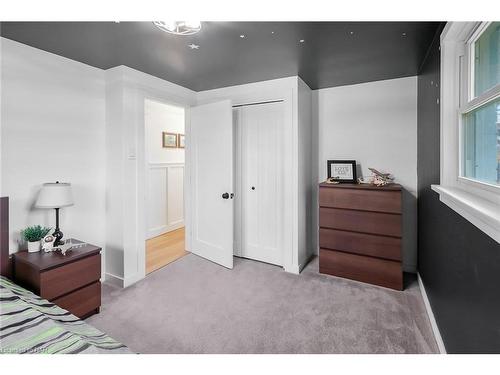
[40, 254, 101, 300]
[52, 282, 101, 319]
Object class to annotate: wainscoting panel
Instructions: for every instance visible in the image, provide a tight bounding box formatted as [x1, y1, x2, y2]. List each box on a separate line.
[147, 163, 184, 239]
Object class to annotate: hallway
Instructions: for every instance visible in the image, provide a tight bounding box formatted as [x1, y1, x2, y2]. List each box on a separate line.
[146, 228, 187, 274]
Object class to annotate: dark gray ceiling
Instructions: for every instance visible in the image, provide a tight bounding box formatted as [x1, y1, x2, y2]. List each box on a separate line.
[0, 22, 440, 91]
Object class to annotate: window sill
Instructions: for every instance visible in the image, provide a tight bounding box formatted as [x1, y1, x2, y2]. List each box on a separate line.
[432, 185, 500, 244]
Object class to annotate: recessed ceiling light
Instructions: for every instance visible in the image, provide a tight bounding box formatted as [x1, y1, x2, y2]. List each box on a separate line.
[188, 43, 200, 50]
[349, 31, 354, 35]
[271, 31, 275, 34]
[299, 39, 305, 43]
[402, 32, 407, 37]
[240, 34, 246, 38]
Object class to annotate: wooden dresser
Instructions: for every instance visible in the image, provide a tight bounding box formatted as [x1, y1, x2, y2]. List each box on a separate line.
[318, 183, 403, 290]
[13, 240, 102, 318]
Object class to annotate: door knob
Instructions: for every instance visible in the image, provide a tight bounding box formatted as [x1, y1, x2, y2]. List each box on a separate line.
[222, 192, 230, 199]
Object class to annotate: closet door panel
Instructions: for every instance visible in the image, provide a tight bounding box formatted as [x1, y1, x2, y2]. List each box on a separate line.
[239, 102, 284, 266]
[258, 103, 282, 258]
[241, 107, 260, 255]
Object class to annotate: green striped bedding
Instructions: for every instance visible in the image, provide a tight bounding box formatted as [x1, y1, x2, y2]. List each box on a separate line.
[0, 276, 131, 354]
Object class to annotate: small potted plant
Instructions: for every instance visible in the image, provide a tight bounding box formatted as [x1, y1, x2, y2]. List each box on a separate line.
[22, 225, 51, 253]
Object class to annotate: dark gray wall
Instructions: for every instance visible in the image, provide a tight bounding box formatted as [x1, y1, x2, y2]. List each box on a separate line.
[417, 25, 500, 353]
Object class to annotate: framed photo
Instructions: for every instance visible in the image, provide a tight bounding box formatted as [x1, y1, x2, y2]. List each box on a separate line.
[162, 132, 178, 148]
[177, 133, 185, 149]
[327, 160, 357, 183]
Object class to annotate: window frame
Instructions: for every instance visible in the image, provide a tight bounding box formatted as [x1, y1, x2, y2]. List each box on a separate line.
[458, 21, 500, 192]
[433, 22, 500, 245]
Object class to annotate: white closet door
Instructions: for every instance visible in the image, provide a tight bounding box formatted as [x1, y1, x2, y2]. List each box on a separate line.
[238, 101, 284, 266]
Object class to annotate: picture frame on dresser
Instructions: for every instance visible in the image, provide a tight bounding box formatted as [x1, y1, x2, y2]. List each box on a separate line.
[327, 160, 357, 183]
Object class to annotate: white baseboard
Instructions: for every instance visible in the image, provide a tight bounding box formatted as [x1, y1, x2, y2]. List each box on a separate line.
[147, 222, 184, 239]
[417, 273, 447, 354]
[104, 271, 144, 288]
[104, 272, 124, 288]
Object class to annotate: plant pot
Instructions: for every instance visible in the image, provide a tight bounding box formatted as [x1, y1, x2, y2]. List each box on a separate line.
[27, 240, 40, 253]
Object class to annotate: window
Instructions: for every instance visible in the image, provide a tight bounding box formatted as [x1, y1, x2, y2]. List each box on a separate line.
[434, 22, 500, 245]
[461, 22, 500, 187]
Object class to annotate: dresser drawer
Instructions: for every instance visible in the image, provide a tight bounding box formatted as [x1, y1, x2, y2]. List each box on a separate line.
[319, 228, 401, 261]
[319, 249, 402, 290]
[319, 207, 401, 237]
[40, 254, 101, 300]
[52, 282, 101, 319]
[319, 187, 401, 213]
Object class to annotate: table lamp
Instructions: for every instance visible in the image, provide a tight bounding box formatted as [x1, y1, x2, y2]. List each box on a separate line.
[36, 181, 74, 246]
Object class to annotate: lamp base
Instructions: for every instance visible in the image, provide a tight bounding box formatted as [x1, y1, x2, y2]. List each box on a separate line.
[53, 229, 64, 247]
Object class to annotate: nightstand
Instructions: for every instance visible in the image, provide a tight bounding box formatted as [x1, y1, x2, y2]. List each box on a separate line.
[13, 240, 102, 319]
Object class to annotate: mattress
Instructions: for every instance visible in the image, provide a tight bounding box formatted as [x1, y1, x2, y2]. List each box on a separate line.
[0, 276, 132, 354]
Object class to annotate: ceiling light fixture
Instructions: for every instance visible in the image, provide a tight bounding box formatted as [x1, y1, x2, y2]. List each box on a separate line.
[188, 43, 200, 50]
[153, 21, 201, 36]
[299, 39, 305, 43]
[401, 32, 407, 37]
[240, 34, 246, 38]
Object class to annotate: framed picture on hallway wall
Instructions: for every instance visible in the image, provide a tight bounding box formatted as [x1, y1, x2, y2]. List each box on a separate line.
[177, 134, 185, 148]
[162, 132, 178, 148]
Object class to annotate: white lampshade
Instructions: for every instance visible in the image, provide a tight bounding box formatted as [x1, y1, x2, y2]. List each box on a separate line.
[36, 182, 74, 208]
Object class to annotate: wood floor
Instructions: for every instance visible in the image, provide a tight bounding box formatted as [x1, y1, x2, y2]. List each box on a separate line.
[146, 228, 188, 274]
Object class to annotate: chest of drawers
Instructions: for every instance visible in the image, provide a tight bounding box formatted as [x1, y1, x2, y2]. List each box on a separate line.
[318, 183, 403, 290]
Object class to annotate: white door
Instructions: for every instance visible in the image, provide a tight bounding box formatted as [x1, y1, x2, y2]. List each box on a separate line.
[190, 100, 234, 269]
[235, 101, 284, 266]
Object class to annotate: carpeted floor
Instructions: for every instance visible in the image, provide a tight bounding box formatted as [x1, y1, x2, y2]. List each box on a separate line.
[87, 254, 438, 354]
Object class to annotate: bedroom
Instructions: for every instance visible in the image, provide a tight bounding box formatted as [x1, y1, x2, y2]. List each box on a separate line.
[1, 0, 499, 373]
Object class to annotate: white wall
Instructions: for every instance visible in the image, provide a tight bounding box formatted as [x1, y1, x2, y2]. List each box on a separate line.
[313, 76, 418, 271]
[0, 38, 106, 270]
[145, 99, 185, 164]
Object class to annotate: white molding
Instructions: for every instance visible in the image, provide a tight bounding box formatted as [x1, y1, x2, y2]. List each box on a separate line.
[146, 162, 185, 240]
[149, 162, 184, 168]
[432, 185, 500, 244]
[418, 273, 447, 354]
[105, 271, 145, 288]
[104, 272, 124, 288]
[439, 22, 500, 241]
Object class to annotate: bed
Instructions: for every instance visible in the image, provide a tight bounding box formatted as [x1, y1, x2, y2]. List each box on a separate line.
[0, 197, 131, 354]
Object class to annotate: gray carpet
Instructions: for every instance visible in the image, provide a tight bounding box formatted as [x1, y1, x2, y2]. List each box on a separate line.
[87, 254, 438, 354]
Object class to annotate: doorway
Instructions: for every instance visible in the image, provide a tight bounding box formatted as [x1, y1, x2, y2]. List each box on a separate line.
[144, 99, 188, 274]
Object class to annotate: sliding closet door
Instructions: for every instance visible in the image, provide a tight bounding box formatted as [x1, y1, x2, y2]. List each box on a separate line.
[236, 101, 284, 266]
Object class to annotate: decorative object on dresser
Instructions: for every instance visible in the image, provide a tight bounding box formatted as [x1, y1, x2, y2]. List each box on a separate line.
[358, 167, 395, 187]
[35, 181, 74, 246]
[12, 240, 102, 318]
[21, 225, 51, 253]
[327, 160, 357, 183]
[318, 182, 403, 290]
